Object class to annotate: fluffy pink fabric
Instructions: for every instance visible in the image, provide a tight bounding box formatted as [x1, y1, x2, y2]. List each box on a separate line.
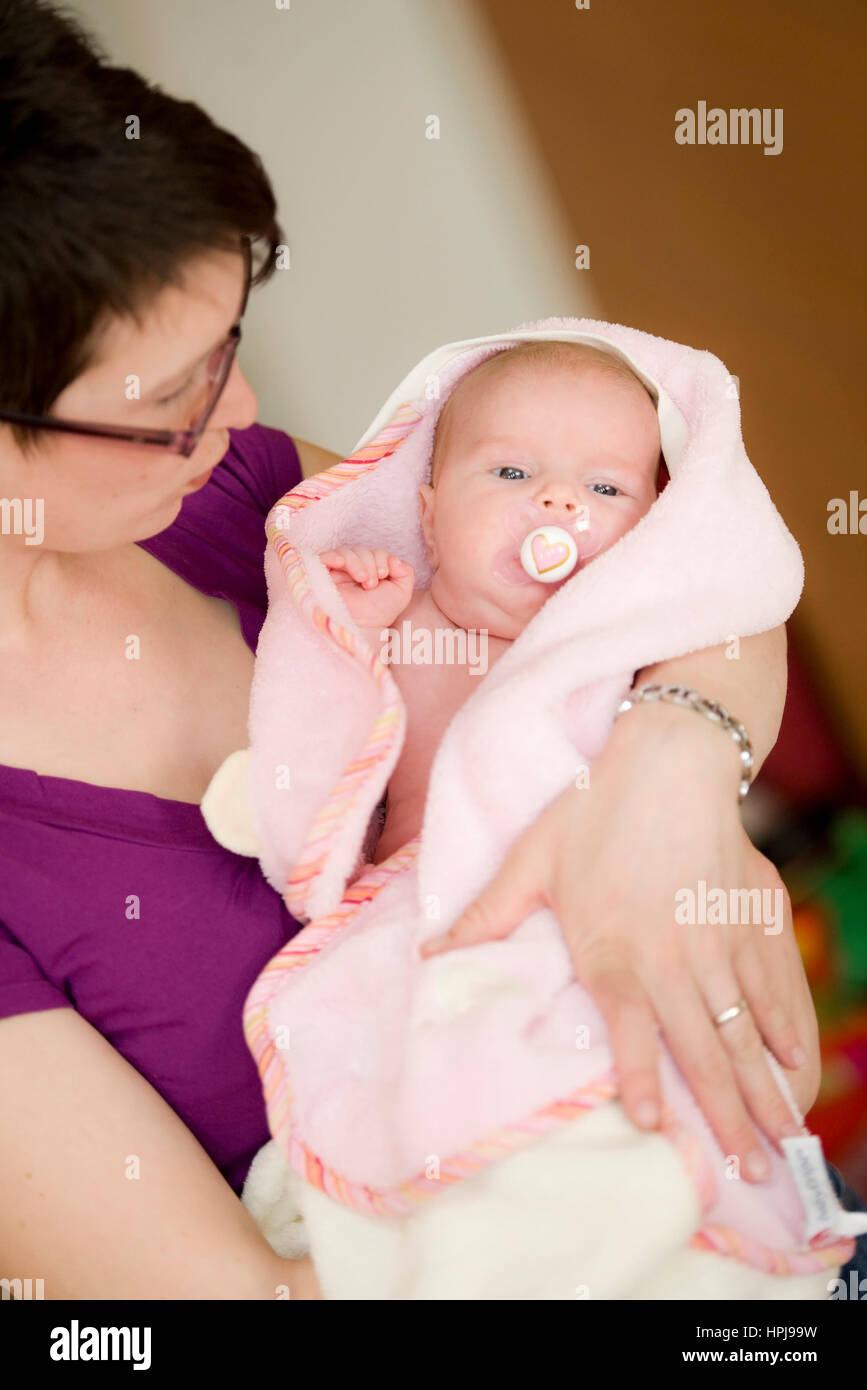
[243, 318, 846, 1267]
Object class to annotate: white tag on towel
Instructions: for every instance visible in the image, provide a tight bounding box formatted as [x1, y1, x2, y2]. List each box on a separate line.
[782, 1134, 867, 1242]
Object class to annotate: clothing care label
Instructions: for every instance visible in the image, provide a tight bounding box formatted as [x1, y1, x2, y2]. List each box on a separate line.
[782, 1135, 867, 1243]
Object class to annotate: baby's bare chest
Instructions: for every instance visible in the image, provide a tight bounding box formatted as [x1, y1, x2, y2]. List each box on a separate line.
[387, 626, 506, 785]
[394, 653, 482, 744]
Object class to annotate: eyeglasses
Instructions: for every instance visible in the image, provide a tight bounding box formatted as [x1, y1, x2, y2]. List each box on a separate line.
[0, 235, 253, 459]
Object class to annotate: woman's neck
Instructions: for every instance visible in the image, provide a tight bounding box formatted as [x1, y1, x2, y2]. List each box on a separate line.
[0, 541, 132, 645]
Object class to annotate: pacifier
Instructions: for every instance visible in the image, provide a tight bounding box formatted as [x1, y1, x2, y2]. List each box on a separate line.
[520, 524, 580, 583]
[494, 499, 601, 589]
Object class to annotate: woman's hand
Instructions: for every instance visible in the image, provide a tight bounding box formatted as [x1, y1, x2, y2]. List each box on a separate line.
[422, 698, 818, 1182]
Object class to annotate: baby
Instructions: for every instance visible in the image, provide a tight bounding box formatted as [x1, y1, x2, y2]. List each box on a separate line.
[320, 341, 663, 863]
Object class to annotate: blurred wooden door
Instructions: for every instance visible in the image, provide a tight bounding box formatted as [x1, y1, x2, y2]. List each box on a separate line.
[474, 0, 867, 774]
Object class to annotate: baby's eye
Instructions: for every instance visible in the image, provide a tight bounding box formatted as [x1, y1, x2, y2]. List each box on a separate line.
[492, 466, 529, 481]
[589, 482, 619, 497]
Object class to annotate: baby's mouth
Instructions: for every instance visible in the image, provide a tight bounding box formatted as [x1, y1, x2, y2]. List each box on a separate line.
[491, 547, 540, 587]
[491, 544, 581, 588]
[492, 501, 600, 589]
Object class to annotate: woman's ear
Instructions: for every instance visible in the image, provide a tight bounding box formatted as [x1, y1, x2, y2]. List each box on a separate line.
[419, 483, 438, 566]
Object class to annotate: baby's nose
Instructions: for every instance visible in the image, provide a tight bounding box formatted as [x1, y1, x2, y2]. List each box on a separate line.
[534, 479, 581, 514]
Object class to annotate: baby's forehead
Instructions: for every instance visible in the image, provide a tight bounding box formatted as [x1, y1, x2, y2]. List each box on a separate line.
[451, 345, 649, 409]
[458, 362, 653, 449]
[430, 344, 661, 481]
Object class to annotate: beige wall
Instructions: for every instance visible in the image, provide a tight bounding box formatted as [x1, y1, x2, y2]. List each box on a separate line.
[72, 0, 588, 454]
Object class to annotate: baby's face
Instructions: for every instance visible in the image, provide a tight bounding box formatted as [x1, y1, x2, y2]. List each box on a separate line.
[419, 357, 662, 638]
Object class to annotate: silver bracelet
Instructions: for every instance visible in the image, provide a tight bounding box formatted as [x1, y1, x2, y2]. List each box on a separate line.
[614, 683, 755, 802]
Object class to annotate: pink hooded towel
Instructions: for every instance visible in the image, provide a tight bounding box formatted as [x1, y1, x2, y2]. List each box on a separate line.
[204, 318, 861, 1298]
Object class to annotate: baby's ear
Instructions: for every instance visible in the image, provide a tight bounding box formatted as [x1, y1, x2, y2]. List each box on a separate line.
[418, 483, 438, 565]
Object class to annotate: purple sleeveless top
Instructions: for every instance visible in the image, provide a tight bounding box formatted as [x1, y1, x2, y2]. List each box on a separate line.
[0, 424, 303, 1194]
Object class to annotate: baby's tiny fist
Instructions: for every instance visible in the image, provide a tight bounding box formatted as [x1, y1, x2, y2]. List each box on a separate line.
[319, 546, 413, 629]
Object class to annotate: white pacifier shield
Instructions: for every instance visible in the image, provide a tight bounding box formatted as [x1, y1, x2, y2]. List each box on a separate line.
[520, 525, 579, 583]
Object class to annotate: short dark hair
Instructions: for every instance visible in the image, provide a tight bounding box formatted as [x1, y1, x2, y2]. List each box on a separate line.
[0, 0, 284, 449]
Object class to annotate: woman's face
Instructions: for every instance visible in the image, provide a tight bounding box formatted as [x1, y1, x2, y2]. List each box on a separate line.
[0, 247, 257, 552]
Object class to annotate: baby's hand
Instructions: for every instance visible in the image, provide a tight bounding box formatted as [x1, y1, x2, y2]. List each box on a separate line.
[320, 547, 415, 630]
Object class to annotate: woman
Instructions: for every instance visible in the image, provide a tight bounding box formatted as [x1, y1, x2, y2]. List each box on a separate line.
[0, 0, 826, 1299]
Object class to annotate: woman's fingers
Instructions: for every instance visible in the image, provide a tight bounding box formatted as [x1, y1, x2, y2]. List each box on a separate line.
[733, 934, 806, 1072]
[731, 876, 807, 1073]
[746, 844, 822, 1115]
[711, 1003, 805, 1143]
[751, 931, 821, 1118]
[653, 973, 775, 1181]
[685, 921, 806, 1147]
[692, 940, 802, 1144]
[577, 953, 663, 1130]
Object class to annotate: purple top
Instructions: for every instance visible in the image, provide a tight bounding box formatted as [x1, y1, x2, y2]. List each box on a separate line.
[0, 424, 303, 1194]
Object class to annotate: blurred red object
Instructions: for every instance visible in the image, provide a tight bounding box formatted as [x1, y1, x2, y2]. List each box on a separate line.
[807, 1011, 867, 1165]
[792, 901, 836, 992]
[761, 626, 858, 807]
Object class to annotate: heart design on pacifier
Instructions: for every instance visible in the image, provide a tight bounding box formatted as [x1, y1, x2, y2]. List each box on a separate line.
[520, 525, 579, 584]
[531, 534, 569, 574]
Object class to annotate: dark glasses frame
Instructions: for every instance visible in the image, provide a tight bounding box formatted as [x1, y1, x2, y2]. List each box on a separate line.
[0, 235, 253, 459]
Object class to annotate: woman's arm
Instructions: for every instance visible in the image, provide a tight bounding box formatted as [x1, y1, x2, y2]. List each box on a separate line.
[0, 1009, 320, 1299]
[423, 624, 819, 1180]
[635, 624, 788, 777]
